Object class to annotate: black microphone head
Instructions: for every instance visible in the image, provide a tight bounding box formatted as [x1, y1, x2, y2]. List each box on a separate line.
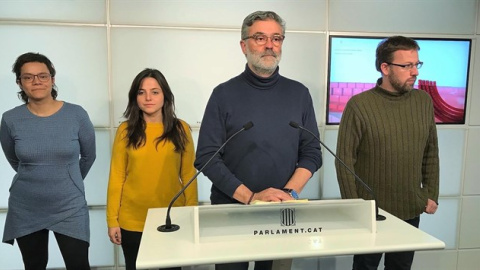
[243, 121, 254, 130]
[289, 121, 300, 129]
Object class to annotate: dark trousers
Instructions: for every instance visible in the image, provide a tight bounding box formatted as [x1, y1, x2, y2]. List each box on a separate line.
[215, 260, 273, 270]
[120, 228, 181, 270]
[16, 229, 90, 270]
[352, 216, 421, 270]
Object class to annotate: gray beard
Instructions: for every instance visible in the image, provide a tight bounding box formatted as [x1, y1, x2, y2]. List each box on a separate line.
[246, 49, 281, 77]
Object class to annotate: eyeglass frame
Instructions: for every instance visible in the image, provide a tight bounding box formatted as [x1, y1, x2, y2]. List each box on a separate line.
[18, 73, 53, 83]
[386, 61, 423, 70]
[243, 34, 285, 46]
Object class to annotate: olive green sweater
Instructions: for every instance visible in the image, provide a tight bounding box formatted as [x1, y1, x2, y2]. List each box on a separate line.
[335, 79, 439, 220]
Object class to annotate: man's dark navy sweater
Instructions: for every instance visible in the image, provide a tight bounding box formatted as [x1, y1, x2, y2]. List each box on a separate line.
[195, 65, 322, 204]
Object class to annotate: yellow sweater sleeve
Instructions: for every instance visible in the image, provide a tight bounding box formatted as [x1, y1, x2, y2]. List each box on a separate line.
[106, 122, 128, 228]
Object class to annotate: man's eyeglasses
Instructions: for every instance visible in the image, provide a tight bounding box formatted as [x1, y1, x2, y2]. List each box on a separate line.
[19, 73, 52, 83]
[387, 62, 423, 70]
[243, 34, 285, 46]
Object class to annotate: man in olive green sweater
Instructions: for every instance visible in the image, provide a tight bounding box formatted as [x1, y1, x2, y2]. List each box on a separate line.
[336, 36, 440, 270]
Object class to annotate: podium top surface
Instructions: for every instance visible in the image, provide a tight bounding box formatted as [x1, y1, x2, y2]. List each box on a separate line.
[136, 199, 444, 269]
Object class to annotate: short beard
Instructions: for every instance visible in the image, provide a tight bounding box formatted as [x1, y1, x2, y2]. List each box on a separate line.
[389, 71, 415, 94]
[246, 48, 281, 77]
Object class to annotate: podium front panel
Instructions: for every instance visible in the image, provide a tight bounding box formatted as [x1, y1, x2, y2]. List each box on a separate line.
[195, 199, 376, 243]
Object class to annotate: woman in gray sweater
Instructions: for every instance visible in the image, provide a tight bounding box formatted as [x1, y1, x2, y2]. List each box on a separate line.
[0, 52, 96, 270]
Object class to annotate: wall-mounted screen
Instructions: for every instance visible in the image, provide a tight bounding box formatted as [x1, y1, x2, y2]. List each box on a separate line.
[327, 36, 472, 124]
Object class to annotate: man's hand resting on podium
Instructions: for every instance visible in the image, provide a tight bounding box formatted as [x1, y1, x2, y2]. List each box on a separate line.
[234, 168, 312, 204]
[233, 184, 296, 204]
[252, 188, 294, 203]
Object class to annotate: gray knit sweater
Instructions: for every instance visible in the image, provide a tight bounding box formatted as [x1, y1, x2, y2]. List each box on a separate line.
[335, 79, 439, 220]
[0, 102, 96, 244]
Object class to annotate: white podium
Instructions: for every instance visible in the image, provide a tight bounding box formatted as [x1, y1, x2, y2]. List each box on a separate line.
[136, 199, 444, 269]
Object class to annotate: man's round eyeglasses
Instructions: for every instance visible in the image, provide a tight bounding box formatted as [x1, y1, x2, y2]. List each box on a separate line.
[386, 62, 423, 70]
[243, 34, 285, 46]
[19, 73, 52, 83]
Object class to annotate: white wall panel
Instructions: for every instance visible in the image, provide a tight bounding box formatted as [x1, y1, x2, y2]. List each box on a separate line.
[0, 213, 23, 269]
[437, 129, 465, 196]
[292, 256, 319, 269]
[459, 196, 480, 248]
[0, 25, 109, 127]
[43, 231, 64, 268]
[110, 0, 327, 31]
[279, 32, 326, 126]
[197, 173, 213, 203]
[321, 129, 341, 199]
[0, 0, 106, 23]
[412, 250, 458, 270]
[0, 72, 21, 124]
[110, 27, 244, 128]
[117, 244, 126, 267]
[458, 249, 480, 270]
[302, 170, 321, 200]
[420, 198, 459, 249]
[0, 152, 15, 208]
[478, 2, 480, 35]
[329, 0, 476, 34]
[90, 209, 115, 267]
[194, 174, 211, 202]
[85, 130, 111, 206]
[191, 129, 213, 203]
[318, 255, 353, 269]
[464, 128, 480, 195]
[469, 40, 480, 125]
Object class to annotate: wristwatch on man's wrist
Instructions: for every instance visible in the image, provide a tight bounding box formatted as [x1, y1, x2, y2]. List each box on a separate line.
[281, 188, 299, 200]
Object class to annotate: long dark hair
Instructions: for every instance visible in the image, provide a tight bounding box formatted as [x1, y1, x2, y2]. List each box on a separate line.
[123, 68, 188, 152]
[12, 52, 58, 103]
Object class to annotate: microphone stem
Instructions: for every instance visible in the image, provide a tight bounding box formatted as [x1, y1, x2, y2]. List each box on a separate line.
[297, 126, 385, 221]
[165, 126, 246, 213]
[159, 122, 253, 232]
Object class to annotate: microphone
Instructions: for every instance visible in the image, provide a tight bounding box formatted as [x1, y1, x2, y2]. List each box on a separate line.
[158, 121, 255, 232]
[289, 121, 386, 221]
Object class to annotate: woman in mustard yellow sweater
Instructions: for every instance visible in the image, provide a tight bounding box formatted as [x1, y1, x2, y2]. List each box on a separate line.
[106, 68, 198, 270]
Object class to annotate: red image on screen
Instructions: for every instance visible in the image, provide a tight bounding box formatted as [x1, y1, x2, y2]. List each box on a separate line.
[327, 36, 471, 125]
